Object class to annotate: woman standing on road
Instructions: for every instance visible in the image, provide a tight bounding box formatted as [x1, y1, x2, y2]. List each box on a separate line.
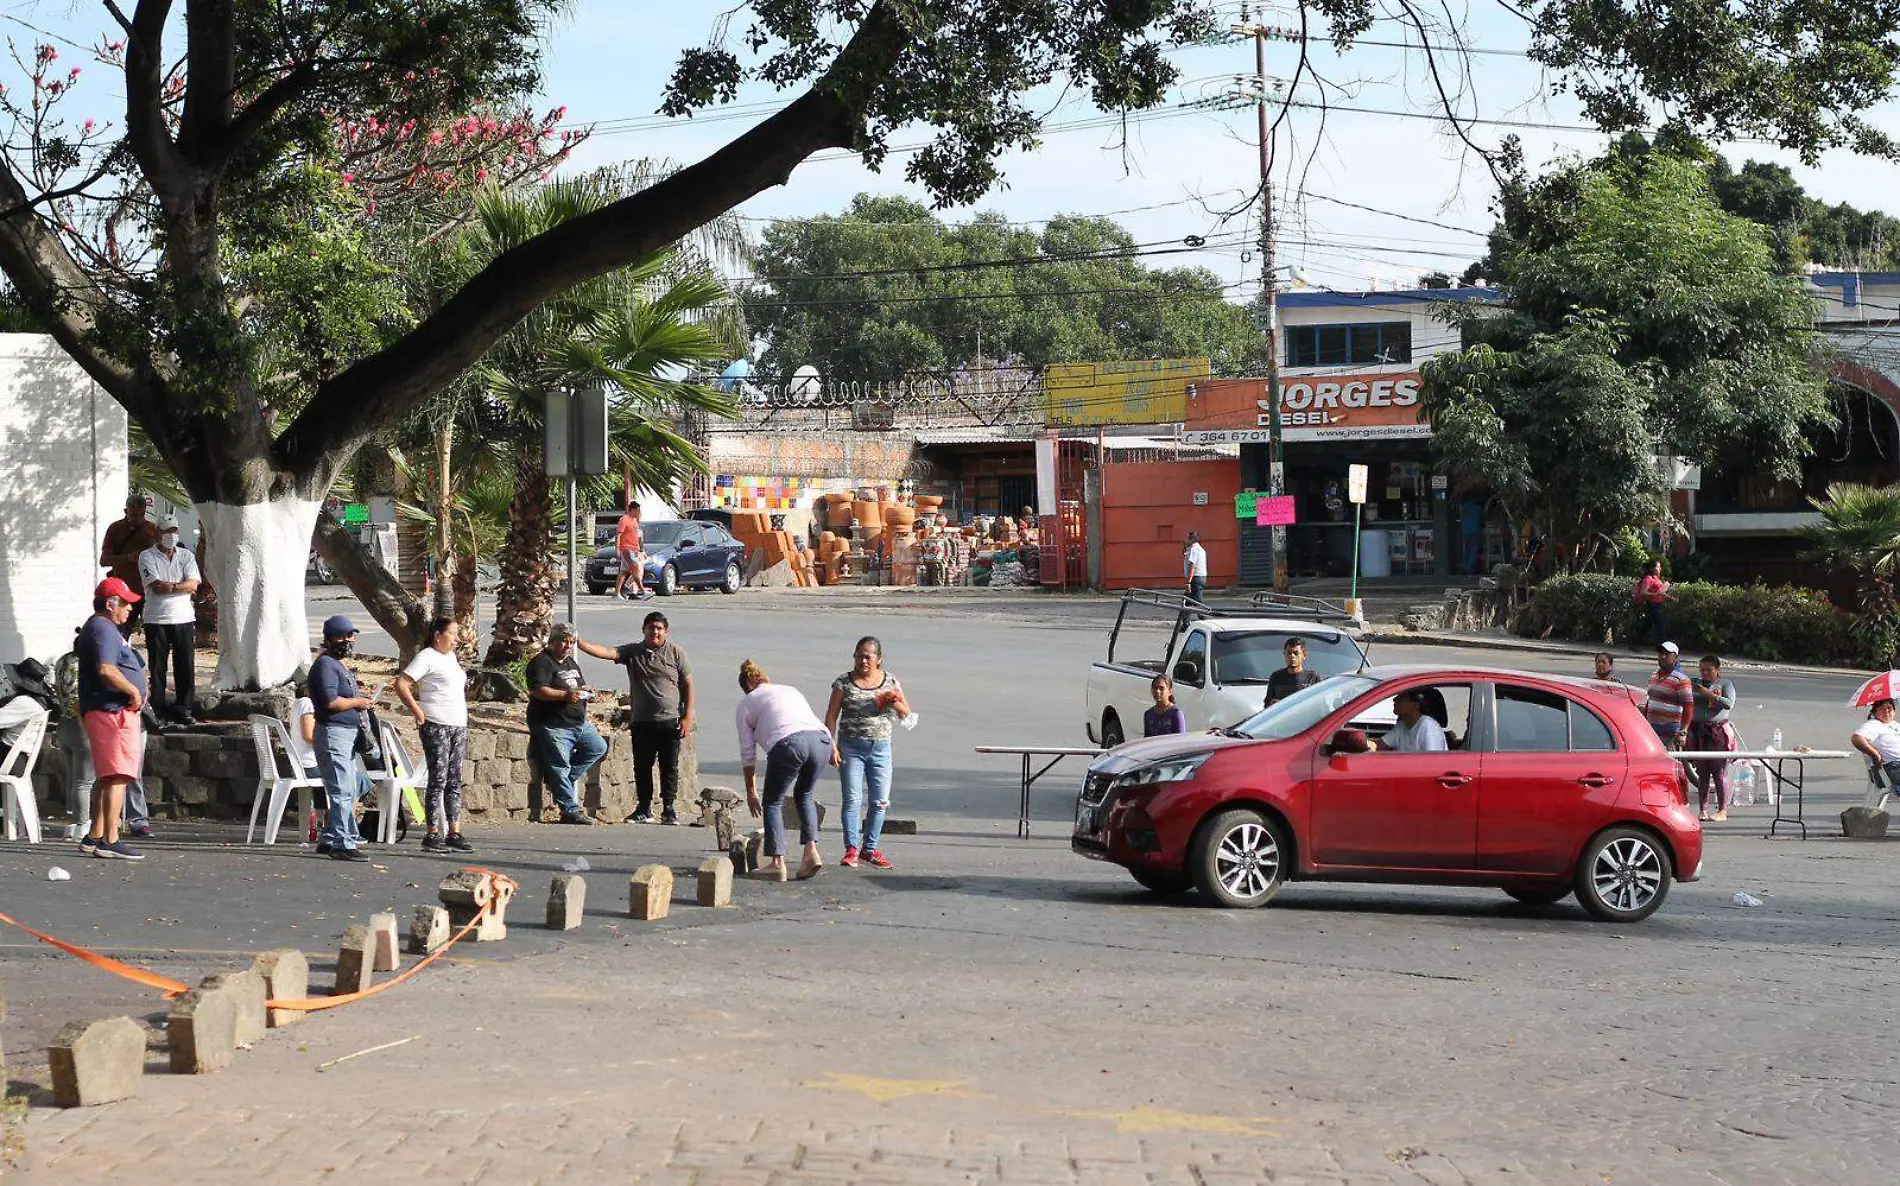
[1687, 654, 1738, 822]
[1633, 560, 1673, 648]
[737, 660, 828, 880]
[826, 636, 911, 870]
[395, 617, 471, 853]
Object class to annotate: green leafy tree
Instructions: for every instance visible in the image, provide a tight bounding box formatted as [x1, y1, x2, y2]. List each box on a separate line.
[1802, 482, 1900, 668]
[747, 195, 1256, 380]
[1423, 153, 1831, 570]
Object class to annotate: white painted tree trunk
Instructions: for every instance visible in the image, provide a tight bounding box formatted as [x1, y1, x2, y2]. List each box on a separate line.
[196, 496, 321, 690]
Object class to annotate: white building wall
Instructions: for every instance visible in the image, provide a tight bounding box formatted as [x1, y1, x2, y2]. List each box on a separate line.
[0, 334, 126, 664]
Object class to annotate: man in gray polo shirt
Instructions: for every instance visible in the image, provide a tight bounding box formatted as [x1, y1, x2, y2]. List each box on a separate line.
[577, 610, 695, 825]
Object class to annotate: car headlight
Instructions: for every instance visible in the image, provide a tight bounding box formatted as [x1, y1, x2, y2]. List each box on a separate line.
[1117, 755, 1209, 787]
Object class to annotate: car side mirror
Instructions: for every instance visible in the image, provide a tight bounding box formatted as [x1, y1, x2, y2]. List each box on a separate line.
[1173, 660, 1203, 684]
[1326, 728, 1369, 765]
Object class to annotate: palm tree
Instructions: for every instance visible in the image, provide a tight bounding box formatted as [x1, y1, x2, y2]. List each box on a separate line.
[437, 179, 739, 699]
[1802, 482, 1900, 667]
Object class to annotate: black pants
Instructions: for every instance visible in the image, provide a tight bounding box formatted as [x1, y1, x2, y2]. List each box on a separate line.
[1186, 577, 1206, 605]
[630, 719, 680, 811]
[144, 622, 195, 716]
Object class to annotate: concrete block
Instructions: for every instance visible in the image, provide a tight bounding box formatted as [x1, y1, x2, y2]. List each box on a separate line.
[475, 758, 511, 785]
[1842, 806, 1890, 839]
[335, 925, 373, 994]
[728, 837, 753, 874]
[447, 878, 514, 941]
[466, 731, 497, 761]
[744, 829, 766, 870]
[167, 986, 238, 1073]
[547, 873, 586, 930]
[882, 818, 919, 835]
[369, 912, 401, 971]
[697, 855, 733, 907]
[49, 1016, 146, 1107]
[629, 865, 673, 921]
[409, 905, 450, 955]
[498, 732, 531, 760]
[437, 869, 494, 909]
[251, 948, 308, 1028]
[198, 969, 267, 1047]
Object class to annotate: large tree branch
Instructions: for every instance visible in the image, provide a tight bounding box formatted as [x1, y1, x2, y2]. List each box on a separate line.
[276, 4, 908, 486]
[179, 0, 237, 164]
[123, 0, 188, 209]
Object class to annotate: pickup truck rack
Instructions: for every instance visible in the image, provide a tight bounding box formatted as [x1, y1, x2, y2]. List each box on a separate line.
[1107, 589, 1363, 665]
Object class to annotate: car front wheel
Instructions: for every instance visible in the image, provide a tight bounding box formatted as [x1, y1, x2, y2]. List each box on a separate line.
[587, 584, 608, 597]
[1189, 808, 1289, 909]
[1573, 826, 1672, 923]
[721, 561, 742, 594]
[656, 563, 679, 597]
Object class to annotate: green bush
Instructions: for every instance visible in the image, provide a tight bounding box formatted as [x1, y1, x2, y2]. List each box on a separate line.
[1517, 574, 1857, 665]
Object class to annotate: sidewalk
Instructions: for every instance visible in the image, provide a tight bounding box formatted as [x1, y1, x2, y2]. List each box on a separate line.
[1368, 624, 1877, 678]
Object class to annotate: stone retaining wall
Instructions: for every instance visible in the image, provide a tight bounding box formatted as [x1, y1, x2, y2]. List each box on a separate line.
[28, 720, 702, 824]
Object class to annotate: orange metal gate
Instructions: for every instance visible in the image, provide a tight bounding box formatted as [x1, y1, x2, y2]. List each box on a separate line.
[1099, 458, 1241, 590]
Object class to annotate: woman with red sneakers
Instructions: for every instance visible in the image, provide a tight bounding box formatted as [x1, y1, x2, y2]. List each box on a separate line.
[826, 636, 912, 870]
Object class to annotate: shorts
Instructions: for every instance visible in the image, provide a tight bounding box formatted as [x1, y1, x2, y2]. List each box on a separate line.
[617, 548, 643, 574]
[82, 708, 143, 781]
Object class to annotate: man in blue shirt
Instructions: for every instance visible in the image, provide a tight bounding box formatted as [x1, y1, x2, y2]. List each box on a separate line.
[309, 615, 377, 861]
[76, 578, 148, 861]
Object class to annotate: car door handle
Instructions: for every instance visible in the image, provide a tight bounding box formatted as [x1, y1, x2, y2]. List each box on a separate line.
[1577, 774, 1615, 788]
[1436, 772, 1473, 788]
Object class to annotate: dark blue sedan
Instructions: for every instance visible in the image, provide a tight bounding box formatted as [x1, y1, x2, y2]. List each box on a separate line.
[584, 519, 748, 597]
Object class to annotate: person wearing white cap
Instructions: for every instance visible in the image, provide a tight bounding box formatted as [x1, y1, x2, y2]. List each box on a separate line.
[137, 514, 201, 725]
[1642, 642, 1694, 750]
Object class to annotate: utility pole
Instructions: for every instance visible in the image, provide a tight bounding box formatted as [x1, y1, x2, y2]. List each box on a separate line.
[1236, 16, 1291, 591]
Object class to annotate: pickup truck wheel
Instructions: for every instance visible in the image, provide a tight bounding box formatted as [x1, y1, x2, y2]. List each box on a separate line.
[1189, 808, 1288, 909]
[1100, 712, 1124, 749]
[1131, 869, 1192, 895]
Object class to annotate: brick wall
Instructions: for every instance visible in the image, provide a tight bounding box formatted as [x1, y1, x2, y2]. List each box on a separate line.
[0, 334, 128, 665]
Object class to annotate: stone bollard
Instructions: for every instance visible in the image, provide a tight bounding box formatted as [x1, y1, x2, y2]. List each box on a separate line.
[1842, 806, 1890, 839]
[547, 873, 586, 931]
[882, 818, 919, 836]
[335, 925, 374, 994]
[369, 912, 401, 972]
[728, 837, 753, 875]
[743, 830, 766, 871]
[167, 986, 239, 1074]
[199, 969, 267, 1047]
[252, 949, 309, 1029]
[408, 905, 451, 955]
[629, 865, 673, 921]
[697, 855, 733, 907]
[49, 1017, 146, 1107]
[440, 869, 511, 941]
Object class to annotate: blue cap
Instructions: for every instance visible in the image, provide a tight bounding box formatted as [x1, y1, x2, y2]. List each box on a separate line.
[322, 614, 358, 639]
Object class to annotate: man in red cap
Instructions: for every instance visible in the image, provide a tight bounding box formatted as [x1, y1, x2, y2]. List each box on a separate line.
[77, 578, 148, 860]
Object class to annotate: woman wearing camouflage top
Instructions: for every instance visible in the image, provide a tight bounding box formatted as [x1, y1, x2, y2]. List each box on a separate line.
[825, 636, 912, 870]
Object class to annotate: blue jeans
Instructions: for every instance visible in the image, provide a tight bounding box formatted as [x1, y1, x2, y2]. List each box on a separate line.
[531, 721, 607, 816]
[763, 730, 827, 857]
[317, 723, 366, 850]
[838, 736, 893, 853]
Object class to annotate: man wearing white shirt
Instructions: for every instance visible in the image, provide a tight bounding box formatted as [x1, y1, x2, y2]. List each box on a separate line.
[1182, 532, 1208, 605]
[138, 516, 201, 725]
[1377, 690, 1449, 753]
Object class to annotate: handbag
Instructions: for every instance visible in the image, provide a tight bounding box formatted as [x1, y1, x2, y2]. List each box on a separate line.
[353, 707, 386, 770]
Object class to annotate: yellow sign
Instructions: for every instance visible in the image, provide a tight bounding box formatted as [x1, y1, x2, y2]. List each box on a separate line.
[1043, 358, 1210, 427]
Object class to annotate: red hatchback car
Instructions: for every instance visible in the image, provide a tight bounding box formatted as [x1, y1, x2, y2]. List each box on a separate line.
[1072, 666, 1703, 922]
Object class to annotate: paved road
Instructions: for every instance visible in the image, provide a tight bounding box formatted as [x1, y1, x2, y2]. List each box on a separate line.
[1, 590, 1891, 1184]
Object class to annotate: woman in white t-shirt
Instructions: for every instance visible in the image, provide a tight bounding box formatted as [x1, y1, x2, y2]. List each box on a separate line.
[1852, 698, 1900, 789]
[395, 618, 471, 853]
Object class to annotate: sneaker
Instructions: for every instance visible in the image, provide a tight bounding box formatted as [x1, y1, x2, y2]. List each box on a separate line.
[315, 842, 335, 855]
[660, 810, 680, 826]
[558, 812, 593, 826]
[421, 834, 448, 853]
[841, 845, 859, 868]
[77, 835, 99, 856]
[629, 809, 653, 824]
[94, 840, 144, 862]
[862, 850, 892, 870]
[446, 834, 474, 852]
[1711, 810, 1729, 822]
[329, 847, 369, 862]
[125, 824, 154, 839]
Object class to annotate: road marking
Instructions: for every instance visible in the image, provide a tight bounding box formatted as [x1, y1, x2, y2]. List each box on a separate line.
[800, 1072, 989, 1102]
[1055, 1104, 1284, 1136]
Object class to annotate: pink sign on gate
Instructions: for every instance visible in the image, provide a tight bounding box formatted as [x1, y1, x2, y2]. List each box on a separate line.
[1255, 496, 1297, 527]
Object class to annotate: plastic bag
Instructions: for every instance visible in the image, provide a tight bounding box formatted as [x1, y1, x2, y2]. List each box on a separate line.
[1732, 891, 1763, 908]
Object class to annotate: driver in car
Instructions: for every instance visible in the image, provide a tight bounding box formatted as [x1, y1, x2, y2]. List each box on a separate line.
[1373, 689, 1448, 753]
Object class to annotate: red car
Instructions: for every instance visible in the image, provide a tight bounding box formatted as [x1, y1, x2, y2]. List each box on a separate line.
[1072, 666, 1702, 922]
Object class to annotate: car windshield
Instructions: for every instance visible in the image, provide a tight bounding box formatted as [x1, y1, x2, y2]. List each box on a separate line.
[1210, 631, 1364, 685]
[639, 522, 687, 547]
[1229, 674, 1378, 741]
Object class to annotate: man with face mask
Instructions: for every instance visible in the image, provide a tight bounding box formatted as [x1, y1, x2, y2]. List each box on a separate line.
[309, 615, 377, 861]
[138, 515, 201, 725]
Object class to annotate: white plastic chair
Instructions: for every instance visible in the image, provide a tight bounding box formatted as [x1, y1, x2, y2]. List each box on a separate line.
[1, 707, 49, 843]
[372, 720, 428, 844]
[246, 714, 326, 844]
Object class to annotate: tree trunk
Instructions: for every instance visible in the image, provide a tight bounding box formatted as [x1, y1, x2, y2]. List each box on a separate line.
[433, 418, 455, 619]
[453, 548, 480, 667]
[193, 514, 220, 652]
[313, 510, 431, 664]
[196, 495, 324, 689]
[476, 447, 556, 701]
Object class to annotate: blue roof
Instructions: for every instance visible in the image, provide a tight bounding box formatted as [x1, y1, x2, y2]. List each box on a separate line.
[1278, 286, 1500, 310]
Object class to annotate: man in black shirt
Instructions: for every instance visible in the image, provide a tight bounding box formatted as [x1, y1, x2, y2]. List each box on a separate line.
[525, 623, 606, 825]
[1264, 638, 1321, 708]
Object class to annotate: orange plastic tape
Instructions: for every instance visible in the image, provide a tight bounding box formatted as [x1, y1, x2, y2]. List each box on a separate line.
[0, 866, 521, 1010]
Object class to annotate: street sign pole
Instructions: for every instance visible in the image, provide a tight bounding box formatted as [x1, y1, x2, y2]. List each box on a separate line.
[1347, 463, 1369, 613]
[545, 384, 608, 631]
[567, 471, 578, 628]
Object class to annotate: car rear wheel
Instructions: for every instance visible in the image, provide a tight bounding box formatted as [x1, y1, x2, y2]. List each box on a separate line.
[1573, 826, 1672, 923]
[1100, 712, 1124, 749]
[587, 584, 608, 597]
[1503, 884, 1572, 907]
[1131, 869, 1192, 895]
[1189, 808, 1288, 909]
[721, 562, 742, 594]
[657, 563, 679, 597]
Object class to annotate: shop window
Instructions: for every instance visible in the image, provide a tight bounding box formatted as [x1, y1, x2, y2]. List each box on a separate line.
[1284, 322, 1412, 368]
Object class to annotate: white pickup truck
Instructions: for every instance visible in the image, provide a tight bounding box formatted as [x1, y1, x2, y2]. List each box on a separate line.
[1084, 591, 1371, 747]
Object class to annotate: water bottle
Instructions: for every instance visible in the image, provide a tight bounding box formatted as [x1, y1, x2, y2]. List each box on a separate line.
[1769, 728, 1782, 753]
[1732, 762, 1755, 807]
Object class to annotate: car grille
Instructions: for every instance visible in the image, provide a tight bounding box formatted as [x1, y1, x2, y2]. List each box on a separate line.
[1080, 772, 1116, 806]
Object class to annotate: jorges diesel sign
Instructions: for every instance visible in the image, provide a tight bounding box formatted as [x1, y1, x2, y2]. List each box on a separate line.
[1181, 373, 1430, 444]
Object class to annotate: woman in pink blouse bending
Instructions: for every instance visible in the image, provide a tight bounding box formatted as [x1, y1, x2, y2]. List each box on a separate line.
[734, 659, 829, 879]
